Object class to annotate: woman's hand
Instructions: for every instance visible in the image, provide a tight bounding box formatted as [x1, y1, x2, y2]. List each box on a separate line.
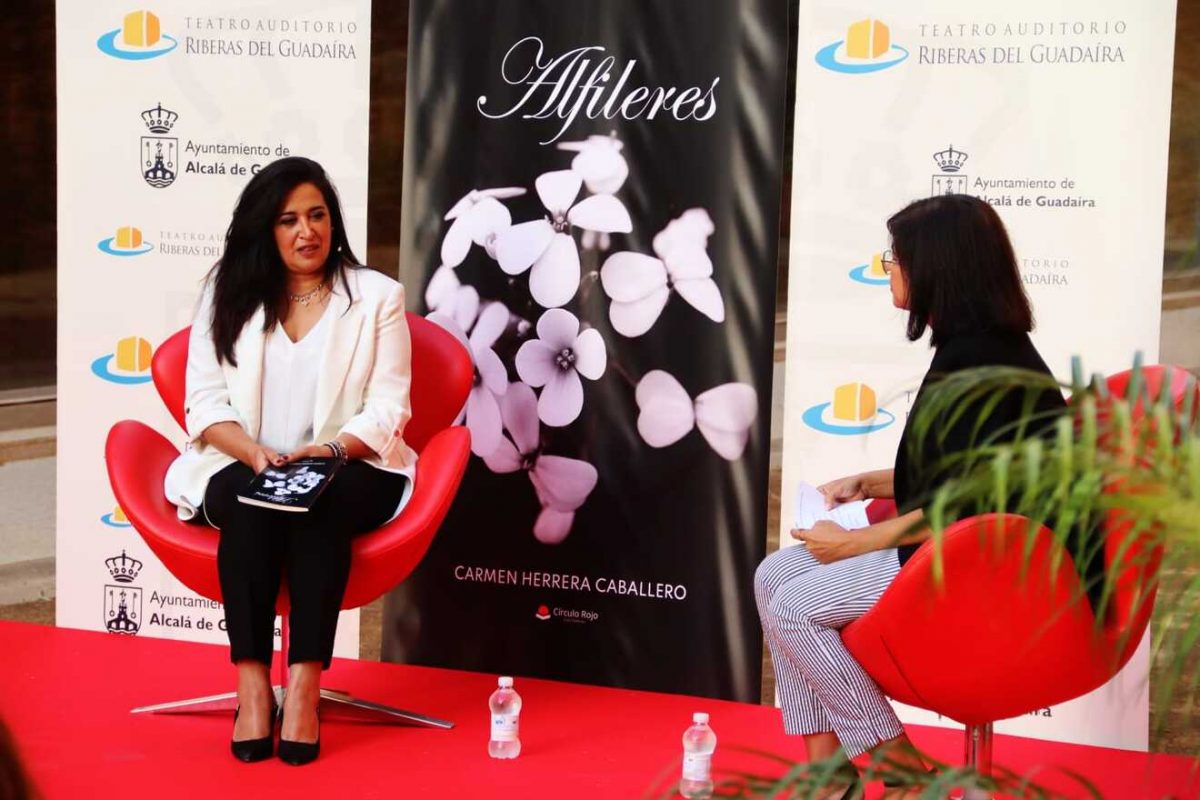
[817, 474, 868, 509]
[246, 444, 286, 474]
[278, 444, 337, 465]
[277, 435, 372, 465]
[791, 521, 867, 564]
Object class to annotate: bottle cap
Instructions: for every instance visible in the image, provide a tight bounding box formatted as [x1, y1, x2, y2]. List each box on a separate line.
[498, 676, 514, 688]
[693, 712, 709, 724]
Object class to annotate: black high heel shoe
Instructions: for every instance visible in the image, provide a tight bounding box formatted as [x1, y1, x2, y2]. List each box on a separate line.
[230, 700, 277, 763]
[278, 706, 320, 766]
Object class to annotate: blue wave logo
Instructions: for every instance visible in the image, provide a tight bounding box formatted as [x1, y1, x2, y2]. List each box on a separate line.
[97, 11, 177, 61]
[101, 509, 132, 528]
[92, 337, 154, 385]
[816, 19, 908, 74]
[98, 227, 153, 257]
[848, 265, 889, 285]
[849, 254, 890, 286]
[802, 383, 896, 436]
[91, 356, 153, 385]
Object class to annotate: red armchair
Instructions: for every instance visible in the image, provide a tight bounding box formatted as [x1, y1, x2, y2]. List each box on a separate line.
[105, 313, 472, 726]
[841, 365, 1194, 792]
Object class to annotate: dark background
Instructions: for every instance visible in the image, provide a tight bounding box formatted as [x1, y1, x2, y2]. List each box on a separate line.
[382, 0, 790, 701]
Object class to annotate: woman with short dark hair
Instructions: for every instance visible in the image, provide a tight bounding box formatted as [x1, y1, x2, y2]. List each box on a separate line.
[755, 194, 1069, 798]
[164, 157, 417, 765]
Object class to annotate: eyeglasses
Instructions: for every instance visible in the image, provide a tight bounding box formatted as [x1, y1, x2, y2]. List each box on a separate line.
[881, 249, 898, 275]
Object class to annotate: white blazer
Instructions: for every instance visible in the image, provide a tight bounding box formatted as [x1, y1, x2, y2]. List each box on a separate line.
[164, 266, 417, 520]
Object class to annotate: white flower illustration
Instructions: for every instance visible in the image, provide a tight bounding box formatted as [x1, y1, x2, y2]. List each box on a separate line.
[635, 370, 757, 460]
[425, 265, 480, 332]
[484, 382, 599, 544]
[482, 383, 541, 475]
[557, 133, 629, 195]
[515, 308, 607, 427]
[599, 208, 724, 337]
[427, 302, 511, 457]
[493, 169, 633, 308]
[427, 147, 751, 546]
[441, 186, 526, 269]
[559, 134, 628, 252]
[653, 208, 714, 257]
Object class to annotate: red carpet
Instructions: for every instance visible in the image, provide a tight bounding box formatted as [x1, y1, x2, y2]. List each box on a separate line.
[1, 621, 1195, 799]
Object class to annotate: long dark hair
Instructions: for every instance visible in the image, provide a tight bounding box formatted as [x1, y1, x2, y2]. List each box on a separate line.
[886, 194, 1033, 347]
[208, 157, 360, 366]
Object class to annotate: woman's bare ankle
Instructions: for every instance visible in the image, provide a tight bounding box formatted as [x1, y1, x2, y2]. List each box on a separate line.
[233, 661, 274, 739]
[281, 661, 322, 743]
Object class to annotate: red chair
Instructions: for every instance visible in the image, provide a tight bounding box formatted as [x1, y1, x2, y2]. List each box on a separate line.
[105, 313, 472, 726]
[841, 365, 1195, 793]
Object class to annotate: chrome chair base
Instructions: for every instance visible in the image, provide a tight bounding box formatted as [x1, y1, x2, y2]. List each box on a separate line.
[132, 686, 453, 729]
[317, 688, 453, 728]
[962, 722, 994, 800]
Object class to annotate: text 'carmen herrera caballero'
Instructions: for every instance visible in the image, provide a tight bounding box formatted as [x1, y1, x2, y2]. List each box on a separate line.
[453, 565, 688, 601]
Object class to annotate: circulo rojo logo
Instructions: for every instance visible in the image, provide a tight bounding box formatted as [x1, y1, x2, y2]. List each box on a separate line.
[98, 226, 153, 257]
[92, 336, 154, 385]
[803, 382, 895, 435]
[535, 604, 551, 621]
[101, 505, 132, 528]
[97, 11, 177, 60]
[849, 252, 890, 286]
[816, 18, 908, 74]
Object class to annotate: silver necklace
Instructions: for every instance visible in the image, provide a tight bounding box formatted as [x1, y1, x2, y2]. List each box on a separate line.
[288, 280, 328, 307]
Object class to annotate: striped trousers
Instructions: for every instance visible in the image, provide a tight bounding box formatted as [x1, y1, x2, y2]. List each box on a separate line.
[754, 541, 905, 757]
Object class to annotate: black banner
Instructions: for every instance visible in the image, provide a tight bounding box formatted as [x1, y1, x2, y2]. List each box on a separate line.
[386, 0, 789, 701]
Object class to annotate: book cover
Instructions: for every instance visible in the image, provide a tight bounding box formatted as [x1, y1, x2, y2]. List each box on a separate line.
[236, 457, 342, 512]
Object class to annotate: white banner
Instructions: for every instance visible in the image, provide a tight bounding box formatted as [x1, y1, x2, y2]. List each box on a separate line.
[781, 1, 1176, 750]
[55, 0, 372, 659]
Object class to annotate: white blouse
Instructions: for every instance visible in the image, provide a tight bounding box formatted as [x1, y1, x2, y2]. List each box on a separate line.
[258, 307, 415, 522]
[259, 307, 331, 454]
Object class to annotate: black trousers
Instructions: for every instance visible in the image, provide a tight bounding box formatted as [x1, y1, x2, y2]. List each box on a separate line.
[196, 460, 409, 669]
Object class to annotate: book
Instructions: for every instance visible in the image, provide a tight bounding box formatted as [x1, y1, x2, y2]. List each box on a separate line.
[792, 481, 869, 537]
[236, 457, 343, 512]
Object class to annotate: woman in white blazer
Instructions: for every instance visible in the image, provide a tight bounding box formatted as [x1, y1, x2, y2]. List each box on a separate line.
[164, 157, 416, 766]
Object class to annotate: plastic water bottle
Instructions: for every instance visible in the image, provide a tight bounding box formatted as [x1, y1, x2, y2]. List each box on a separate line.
[680, 712, 716, 798]
[488, 676, 522, 759]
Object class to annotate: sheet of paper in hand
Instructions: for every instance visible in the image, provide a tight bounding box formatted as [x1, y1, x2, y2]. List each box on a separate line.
[237, 458, 343, 512]
[793, 481, 870, 534]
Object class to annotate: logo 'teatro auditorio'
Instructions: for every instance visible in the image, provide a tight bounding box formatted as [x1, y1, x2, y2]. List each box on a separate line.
[815, 18, 909, 74]
[91, 335, 155, 385]
[97, 10, 178, 61]
[802, 383, 896, 436]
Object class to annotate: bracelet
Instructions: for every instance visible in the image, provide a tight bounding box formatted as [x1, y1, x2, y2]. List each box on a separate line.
[324, 440, 348, 462]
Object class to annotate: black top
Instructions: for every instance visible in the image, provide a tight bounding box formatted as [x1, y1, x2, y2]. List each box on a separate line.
[892, 330, 1105, 612]
[894, 330, 1065, 558]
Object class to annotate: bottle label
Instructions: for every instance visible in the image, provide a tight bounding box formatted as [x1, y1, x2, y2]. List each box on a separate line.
[490, 713, 519, 742]
[682, 752, 711, 782]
